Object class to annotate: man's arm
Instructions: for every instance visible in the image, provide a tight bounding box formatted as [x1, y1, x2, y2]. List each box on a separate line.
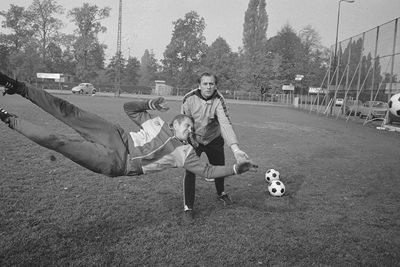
[123, 97, 169, 127]
[215, 98, 249, 162]
[183, 148, 257, 178]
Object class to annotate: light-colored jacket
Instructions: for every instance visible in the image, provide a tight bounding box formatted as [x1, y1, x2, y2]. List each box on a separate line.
[181, 89, 238, 147]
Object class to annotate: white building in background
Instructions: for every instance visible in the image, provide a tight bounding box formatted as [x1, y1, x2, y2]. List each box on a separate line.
[153, 80, 173, 96]
[282, 84, 295, 92]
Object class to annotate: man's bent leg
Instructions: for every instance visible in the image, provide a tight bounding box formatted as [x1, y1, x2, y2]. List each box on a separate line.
[205, 136, 226, 196]
[205, 136, 233, 205]
[182, 145, 203, 212]
[8, 117, 127, 177]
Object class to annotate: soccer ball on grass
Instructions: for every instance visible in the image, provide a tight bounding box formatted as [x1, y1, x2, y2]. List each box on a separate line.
[268, 180, 286, 197]
[388, 93, 400, 117]
[265, 169, 280, 183]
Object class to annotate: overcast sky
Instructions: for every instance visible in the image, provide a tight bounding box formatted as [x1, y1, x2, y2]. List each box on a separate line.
[1, 0, 399, 61]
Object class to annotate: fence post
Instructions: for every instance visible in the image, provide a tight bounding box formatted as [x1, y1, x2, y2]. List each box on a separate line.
[388, 18, 398, 100]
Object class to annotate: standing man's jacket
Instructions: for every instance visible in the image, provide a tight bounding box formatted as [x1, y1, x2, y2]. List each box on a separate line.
[181, 89, 238, 146]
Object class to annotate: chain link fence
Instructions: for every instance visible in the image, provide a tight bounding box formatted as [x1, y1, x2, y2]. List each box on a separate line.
[304, 17, 399, 120]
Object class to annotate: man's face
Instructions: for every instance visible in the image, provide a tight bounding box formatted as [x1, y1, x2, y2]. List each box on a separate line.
[199, 75, 217, 99]
[174, 117, 193, 141]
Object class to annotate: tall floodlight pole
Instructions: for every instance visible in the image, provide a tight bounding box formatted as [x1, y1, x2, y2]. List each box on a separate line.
[334, 0, 355, 70]
[114, 0, 122, 97]
[331, 0, 354, 114]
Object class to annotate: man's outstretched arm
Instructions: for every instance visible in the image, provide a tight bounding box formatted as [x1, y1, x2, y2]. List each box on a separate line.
[183, 147, 258, 179]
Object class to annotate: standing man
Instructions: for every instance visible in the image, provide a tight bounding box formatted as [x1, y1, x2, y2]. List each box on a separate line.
[181, 72, 249, 217]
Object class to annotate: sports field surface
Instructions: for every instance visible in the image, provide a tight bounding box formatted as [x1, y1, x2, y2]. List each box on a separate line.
[1, 93, 399, 266]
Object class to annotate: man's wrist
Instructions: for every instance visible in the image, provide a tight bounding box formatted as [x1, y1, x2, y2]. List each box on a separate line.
[231, 144, 240, 153]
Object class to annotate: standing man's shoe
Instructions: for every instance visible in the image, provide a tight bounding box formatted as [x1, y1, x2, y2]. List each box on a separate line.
[217, 192, 234, 206]
[183, 209, 195, 224]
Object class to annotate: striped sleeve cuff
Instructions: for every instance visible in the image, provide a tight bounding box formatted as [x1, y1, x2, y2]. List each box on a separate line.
[148, 99, 156, 110]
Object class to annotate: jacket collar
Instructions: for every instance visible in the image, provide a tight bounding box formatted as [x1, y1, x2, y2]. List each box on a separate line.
[195, 88, 218, 101]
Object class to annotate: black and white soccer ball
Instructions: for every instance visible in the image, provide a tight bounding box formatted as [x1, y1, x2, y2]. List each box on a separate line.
[388, 93, 400, 117]
[268, 180, 286, 197]
[265, 169, 280, 183]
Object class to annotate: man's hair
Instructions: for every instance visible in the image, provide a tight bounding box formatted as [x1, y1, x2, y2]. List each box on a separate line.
[170, 114, 194, 127]
[197, 72, 218, 85]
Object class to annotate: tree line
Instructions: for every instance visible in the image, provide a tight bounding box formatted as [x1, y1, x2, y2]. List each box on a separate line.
[0, 0, 331, 96]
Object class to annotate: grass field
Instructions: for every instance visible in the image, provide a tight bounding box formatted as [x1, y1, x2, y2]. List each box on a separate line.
[1, 93, 399, 266]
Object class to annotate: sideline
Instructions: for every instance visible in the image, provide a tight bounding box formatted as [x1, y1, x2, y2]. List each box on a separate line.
[45, 89, 290, 107]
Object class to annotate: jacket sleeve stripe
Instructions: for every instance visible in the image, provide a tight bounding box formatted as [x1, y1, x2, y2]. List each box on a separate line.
[217, 93, 232, 123]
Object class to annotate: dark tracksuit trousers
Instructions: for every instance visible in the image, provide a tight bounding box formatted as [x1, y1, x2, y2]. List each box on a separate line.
[7, 84, 130, 177]
[183, 135, 225, 209]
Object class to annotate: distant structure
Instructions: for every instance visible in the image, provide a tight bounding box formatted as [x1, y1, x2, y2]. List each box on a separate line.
[36, 73, 69, 83]
[36, 73, 74, 90]
[114, 0, 122, 97]
[153, 80, 173, 96]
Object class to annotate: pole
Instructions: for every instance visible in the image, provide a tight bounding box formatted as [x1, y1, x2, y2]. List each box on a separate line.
[114, 0, 122, 97]
[334, 1, 342, 67]
[370, 26, 379, 101]
[332, 0, 355, 114]
[334, 0, 355, 64]
[388, 18, 398, 100]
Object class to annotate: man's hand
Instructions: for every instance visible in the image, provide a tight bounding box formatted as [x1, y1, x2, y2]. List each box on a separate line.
[233, 149, 249, 163]
[149, 97, 169, 112]
[234, 160, 258, 174]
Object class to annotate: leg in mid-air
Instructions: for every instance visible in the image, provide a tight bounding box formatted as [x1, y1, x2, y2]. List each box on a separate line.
[1, 72, 127, 148]
[0, 72, 129, 177]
